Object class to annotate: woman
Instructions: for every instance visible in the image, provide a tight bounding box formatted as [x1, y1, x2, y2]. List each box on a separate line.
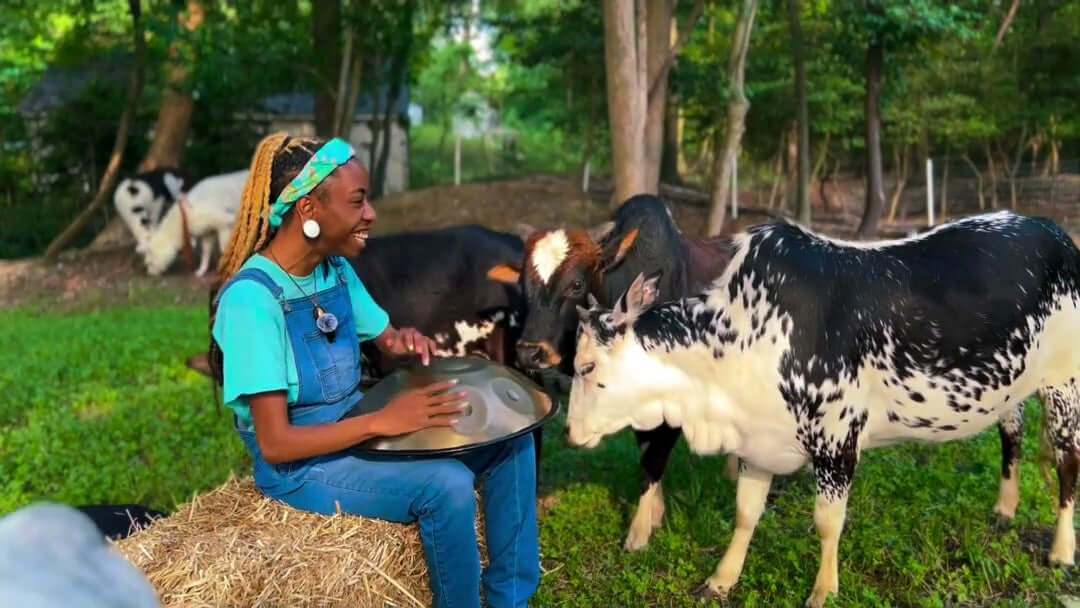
[208, 133, 540, 608]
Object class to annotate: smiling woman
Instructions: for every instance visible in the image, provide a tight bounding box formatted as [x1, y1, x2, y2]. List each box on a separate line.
[204, 133, 540, 608]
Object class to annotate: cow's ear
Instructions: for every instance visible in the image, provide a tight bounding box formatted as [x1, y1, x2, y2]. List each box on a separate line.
[586, 220, 616, 244]
[487, 264, 521, 285]
[612, 270, 662, 325]
[598, 228, 639, 274]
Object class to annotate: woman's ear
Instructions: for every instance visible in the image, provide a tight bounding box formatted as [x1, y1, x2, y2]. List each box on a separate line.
[293, 194, 318, 222]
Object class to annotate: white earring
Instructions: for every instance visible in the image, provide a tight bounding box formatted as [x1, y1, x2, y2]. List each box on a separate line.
[302, 219, 321, 239]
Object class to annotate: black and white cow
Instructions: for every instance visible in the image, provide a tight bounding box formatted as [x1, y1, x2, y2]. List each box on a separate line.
[486, 194, 740, 551]
[568, 210, 1080, 607]
[349, 224, 528, 378]
[143, 169, 248, 277]
[113, 168, 191, 254]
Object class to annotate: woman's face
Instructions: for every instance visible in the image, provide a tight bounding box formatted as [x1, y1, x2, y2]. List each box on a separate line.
[303, 159, 377, 257]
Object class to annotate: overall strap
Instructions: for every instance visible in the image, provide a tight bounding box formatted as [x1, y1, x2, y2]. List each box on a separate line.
[214, 267, 289, 310]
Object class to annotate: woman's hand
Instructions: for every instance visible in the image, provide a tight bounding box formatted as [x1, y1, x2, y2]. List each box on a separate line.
[370, 380, 468, 436]
[380, 326, 439, 365]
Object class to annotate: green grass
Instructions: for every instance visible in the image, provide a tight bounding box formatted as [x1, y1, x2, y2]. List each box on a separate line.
[0, 304, 1075, 606]
[0, 305, 248, 514]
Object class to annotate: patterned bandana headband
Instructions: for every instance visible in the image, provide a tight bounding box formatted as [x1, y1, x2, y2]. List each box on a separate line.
[268, 137, 356, 228]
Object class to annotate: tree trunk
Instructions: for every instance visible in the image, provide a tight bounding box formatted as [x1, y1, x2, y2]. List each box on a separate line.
[373, 1, 415, 198]
[644, 0, 673, 193]
[985, 141, 1000, 208]
[887, 144, 909, 223]
[660, 91, 682, 184]
[962, 154, 985, 211]
[788, 0, 810, 225]
[333, 26, 355, 138]
[706, 0, 758, 236]
[44, 0, 146, 260]
[138, 0, 203, 172]
[313, 0, 342, 138]
[993, 0, 1021, 50]
[603, 0, 648, 207]
[1007, 123, 1029, 210]
[856, 10, 885, 239]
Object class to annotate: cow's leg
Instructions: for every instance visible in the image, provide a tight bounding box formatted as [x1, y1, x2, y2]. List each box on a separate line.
[195, 233, 215, 277]
[1041, 385, 1080, 566]
[994, 404, 1025, 521]
[804, 420, 863, 608]
[698, 462, 772, 597]
[625, 424, 682, 551]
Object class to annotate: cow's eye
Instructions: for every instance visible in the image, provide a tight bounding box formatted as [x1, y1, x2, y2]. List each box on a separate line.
[578, 362, 595, 376]
[567, 280, 584, 296]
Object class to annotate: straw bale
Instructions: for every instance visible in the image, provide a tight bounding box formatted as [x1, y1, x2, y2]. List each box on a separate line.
[112, 475, 487, 608]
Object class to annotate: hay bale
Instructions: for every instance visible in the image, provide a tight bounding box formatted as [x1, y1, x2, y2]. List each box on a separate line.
[113, 475, 486, 608]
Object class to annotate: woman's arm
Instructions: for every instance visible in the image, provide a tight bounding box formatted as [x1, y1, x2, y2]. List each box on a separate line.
[249, 380, 467, 464]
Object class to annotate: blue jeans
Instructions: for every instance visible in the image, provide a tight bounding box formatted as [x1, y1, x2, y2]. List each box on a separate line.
[280, 433, 539, 608]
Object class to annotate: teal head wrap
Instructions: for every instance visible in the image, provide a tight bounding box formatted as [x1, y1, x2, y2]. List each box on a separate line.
[267, 137, 356, 228]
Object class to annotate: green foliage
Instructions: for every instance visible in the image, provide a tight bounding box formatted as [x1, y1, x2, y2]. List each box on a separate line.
[0, 305, 248, 513]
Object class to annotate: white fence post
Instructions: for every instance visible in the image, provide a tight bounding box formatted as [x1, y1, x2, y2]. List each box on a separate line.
[730, 155, 739, 219]
[454, 135, 462, 186]
[926, 157, 934, 226]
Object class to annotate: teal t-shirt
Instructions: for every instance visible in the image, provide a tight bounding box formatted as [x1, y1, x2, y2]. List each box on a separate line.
[211, 254, 390, 429]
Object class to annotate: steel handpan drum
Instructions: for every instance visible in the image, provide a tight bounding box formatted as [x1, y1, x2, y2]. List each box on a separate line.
[344, 356, 558, 457]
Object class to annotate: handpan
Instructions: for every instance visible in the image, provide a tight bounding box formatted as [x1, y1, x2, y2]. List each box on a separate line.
[344, 356, 558, 457]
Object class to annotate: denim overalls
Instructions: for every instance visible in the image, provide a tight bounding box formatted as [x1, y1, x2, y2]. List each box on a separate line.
[217, 257, 539, 608]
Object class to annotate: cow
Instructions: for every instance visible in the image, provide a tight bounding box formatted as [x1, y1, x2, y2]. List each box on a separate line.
[349, 224, 528, 380]
[485, 193, 743, 552]
[566, 210, 1080, 607]
[113, 167, 192, 254]
[144, 169, 248, 277]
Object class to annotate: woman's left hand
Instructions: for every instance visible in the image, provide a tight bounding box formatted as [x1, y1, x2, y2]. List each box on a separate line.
[383, 327, 438, 365]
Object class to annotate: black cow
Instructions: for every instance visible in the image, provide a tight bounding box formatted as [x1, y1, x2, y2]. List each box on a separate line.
[486, 194, 738, 551]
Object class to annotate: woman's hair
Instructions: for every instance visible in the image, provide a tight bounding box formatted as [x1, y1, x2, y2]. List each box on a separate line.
[207, 132, 328, 386]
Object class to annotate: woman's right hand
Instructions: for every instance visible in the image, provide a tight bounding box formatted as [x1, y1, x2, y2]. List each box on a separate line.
[370, 380, 468, 437]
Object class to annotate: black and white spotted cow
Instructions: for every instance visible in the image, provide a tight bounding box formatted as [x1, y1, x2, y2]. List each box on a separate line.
[567, 210, 1080, 607]
[349, 224, 528, 379]
[113, 168, 192, 254]
[486, 194, 739, 552]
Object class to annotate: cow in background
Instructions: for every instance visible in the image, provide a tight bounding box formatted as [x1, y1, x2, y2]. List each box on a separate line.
[486, 194, 743, 552]
[113, 167, 192, 254]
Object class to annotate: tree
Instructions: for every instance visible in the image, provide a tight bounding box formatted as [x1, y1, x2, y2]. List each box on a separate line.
[138, 0, 203, 172]
[43, 0, 146, 259]
[706, 0, 757, 236]
[603, 0, 704, 207]
[856, 0, 886, 238]
[789, 0, 810, 225]
[312, 0, 342, 138]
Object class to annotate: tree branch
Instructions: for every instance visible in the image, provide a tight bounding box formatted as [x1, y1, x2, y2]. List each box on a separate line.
[993, 0, 1021, 50]
[647, 0, 705, 105]
[43, 0, 146, 260]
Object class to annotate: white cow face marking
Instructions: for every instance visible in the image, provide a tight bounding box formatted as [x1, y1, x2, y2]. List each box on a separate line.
[530, 229, 569, 284]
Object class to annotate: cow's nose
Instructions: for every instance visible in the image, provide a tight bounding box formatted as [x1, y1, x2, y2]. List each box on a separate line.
[516, 341, 546, 367]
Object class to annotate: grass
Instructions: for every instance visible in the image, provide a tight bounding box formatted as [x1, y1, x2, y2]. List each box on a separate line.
[0, 302, 1075, 606]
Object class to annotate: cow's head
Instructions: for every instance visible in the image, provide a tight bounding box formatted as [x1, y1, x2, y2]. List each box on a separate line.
[567, 271, 666, 448]
[486, 222, 640, 371]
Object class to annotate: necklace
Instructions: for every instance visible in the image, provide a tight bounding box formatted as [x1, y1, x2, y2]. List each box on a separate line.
[265, 248, 339, 338]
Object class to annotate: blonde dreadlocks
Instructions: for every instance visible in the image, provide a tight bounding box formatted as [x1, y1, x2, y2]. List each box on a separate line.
[207, 132, 328, 385]
[216, 133, 328, 280]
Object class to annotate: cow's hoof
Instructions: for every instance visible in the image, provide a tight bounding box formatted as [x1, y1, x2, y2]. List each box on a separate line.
[992, 513, 1014, 531]
[691, 582, 726, 604]
[623, 528, 652, 552]
[804, 586, 835, 608]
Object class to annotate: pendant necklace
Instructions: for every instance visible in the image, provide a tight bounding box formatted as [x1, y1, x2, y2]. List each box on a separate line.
[266, 248, 339, 339]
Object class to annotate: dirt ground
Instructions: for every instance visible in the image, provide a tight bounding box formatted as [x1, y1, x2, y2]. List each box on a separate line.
[1, 173, 1076, 310]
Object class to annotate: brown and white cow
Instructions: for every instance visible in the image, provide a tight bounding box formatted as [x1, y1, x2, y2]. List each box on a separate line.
[487, 194, 745, 551]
